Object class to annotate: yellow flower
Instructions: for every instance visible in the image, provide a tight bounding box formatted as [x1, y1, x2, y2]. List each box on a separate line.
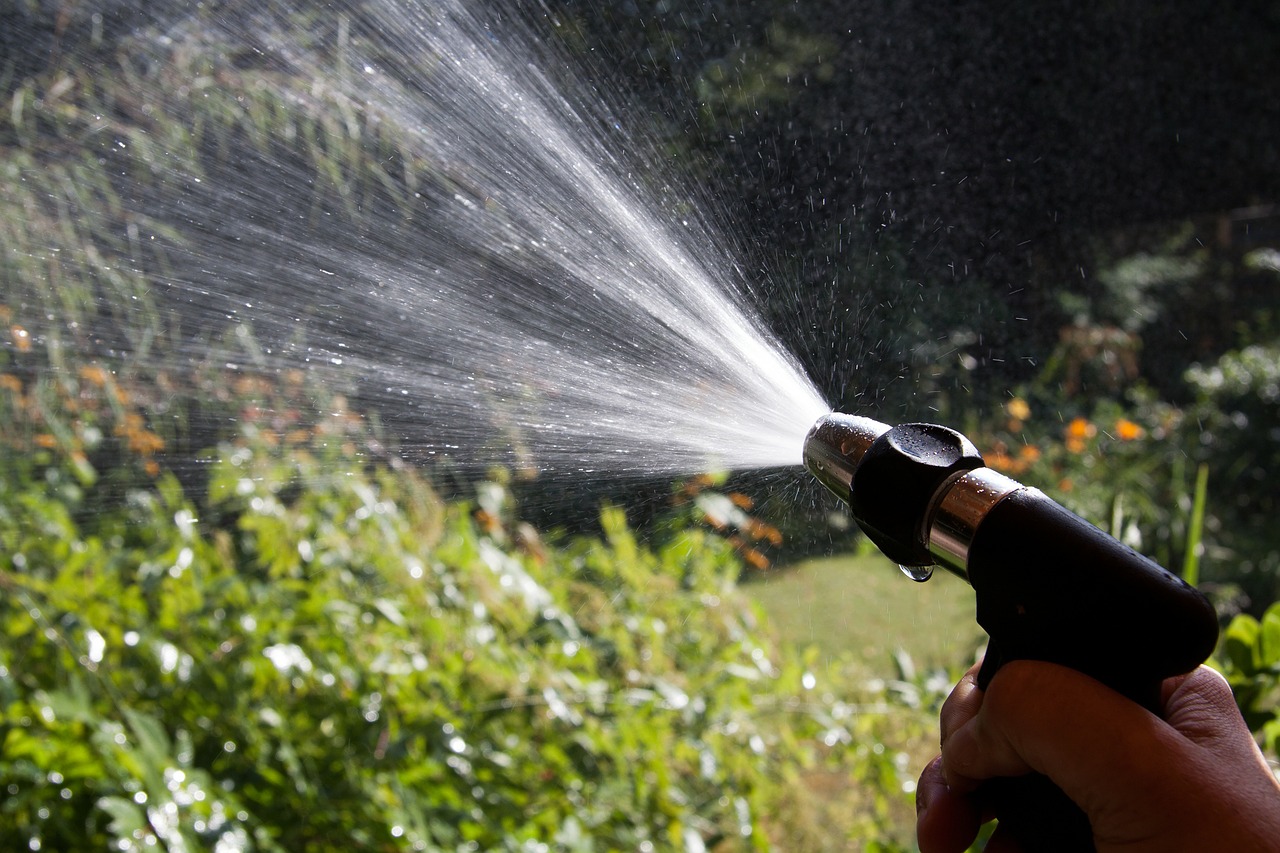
[1006, 398, 1031, 421]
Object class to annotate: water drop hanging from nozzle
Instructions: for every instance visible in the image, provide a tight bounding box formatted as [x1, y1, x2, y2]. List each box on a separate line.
[898, 564, 934, 583]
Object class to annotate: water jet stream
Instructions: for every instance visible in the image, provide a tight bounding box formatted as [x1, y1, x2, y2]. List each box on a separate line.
[125, 0, 829, 477]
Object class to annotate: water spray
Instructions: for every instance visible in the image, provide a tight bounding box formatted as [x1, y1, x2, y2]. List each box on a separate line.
[803, 412, 1219, 851]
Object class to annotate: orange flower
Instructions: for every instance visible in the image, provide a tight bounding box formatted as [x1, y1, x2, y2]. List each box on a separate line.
[115, 412, 144, 435]
[745, 518, 783, 546]
[1065, 418, 1096, 442]
[986, 450, 1018, 473]
[987, 438, 1037, 473]
[1115, 418, 1145, 441]
[78, 365, 110, 386]
[134, 431, 165, 455]
[473, 508, 500, 534]
[10, 325, 31, 353]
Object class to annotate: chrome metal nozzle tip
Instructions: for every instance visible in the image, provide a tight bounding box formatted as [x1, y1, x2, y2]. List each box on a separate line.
[802, 413, 890, 502]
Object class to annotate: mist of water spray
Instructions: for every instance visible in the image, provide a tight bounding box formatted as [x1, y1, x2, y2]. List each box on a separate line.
[105, 0, 832, 476]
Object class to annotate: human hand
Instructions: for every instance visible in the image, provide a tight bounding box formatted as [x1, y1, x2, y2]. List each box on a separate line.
[915, 660, 1280, 852]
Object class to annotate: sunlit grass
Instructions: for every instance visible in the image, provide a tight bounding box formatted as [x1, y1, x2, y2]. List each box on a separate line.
[746, 550, 984, 674]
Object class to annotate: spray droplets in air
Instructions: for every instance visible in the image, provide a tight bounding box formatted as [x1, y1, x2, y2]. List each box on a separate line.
[160, 0, 830, 476]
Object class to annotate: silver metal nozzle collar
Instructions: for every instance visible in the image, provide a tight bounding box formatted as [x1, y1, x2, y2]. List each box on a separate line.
[928, 467, 1022, 578]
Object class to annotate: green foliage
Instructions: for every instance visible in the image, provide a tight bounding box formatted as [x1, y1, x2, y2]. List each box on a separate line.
[694, 24, 837, 124]
[0, 388, 930, 850]
[1185, 344, 1280, 605]
[1181, 463, 1210, 588]
[0, 4, 436, 376]
[1059, 226, 1207, 336]
[1219, 602, 1280, 757]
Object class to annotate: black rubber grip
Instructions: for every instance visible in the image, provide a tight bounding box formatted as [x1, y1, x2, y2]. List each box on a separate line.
[965, 487, 1219, 852]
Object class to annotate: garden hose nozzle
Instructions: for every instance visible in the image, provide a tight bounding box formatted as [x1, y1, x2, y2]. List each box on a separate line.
[803, 412, 1219, 853]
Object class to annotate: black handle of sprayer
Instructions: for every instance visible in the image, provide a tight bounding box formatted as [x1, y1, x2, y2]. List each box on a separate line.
[965, 488, 1219, 853]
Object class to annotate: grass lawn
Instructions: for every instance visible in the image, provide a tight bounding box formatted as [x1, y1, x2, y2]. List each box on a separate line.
[743, 551, 993, 849]
[745, 549, 987, 675]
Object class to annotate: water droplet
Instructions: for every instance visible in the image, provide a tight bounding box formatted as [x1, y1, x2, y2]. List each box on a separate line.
[85, 629, 106, 663]
[899, 564, 934, 582]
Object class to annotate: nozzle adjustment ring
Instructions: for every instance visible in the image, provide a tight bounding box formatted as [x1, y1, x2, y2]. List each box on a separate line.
[850, 423, 984, 567]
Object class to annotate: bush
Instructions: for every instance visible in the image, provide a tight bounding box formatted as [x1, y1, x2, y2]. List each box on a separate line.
[1186, 344, 1280, 606]
[0, 379, 932, 851]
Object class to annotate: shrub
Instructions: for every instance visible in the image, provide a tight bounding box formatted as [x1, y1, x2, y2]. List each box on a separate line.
[0, 383, 930, 851]
[1186, 344, 1280, 606]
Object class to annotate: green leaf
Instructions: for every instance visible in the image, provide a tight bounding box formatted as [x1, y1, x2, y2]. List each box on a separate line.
[97, 796, 148, 840]
[372, 598, 406, 627]
[1222, 614, 1261, 674]
[1261, 608, 1280, 668]
[123, 709, 172, 767]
